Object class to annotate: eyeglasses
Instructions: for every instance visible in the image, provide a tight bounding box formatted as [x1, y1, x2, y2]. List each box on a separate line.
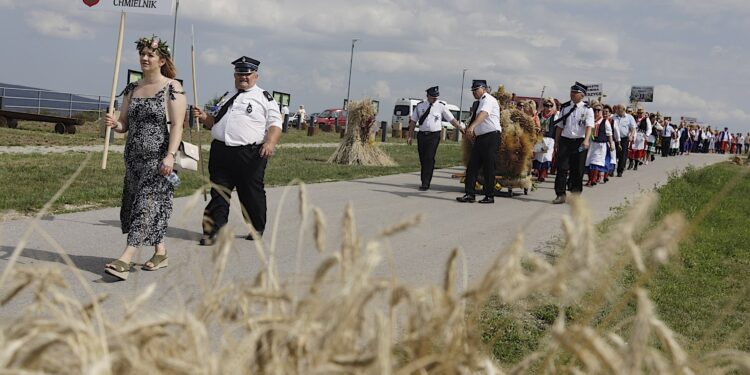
[518, 104, 526, 107]
[543, 104, 553, 107]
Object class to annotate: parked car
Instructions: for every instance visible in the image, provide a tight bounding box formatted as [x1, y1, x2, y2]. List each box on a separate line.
[314, 108, 347, 132]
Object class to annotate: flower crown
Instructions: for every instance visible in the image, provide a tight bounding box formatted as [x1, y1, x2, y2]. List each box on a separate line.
[135, 35, 171, 58]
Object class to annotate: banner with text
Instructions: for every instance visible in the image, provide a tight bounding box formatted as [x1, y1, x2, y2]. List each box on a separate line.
[630, 86, 654, 103]
[584, 83, 602, 98]
[80, 0, 175, 15]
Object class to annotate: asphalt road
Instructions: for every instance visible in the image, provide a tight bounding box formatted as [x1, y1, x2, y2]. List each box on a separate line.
[0, 153, 727, 320]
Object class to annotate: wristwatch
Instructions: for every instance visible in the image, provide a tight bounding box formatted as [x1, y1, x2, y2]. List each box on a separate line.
[170, 151, 177, 158]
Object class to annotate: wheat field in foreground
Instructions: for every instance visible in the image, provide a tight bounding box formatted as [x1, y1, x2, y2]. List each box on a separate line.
[1, 159, 749, 374]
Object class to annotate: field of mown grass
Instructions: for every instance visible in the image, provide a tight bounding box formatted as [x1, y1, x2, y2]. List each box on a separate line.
[0, 142, 461, 216]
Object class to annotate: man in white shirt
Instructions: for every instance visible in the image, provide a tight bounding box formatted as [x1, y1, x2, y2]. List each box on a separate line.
[612, 104, 637, 177]
[408, 86, 462, 191]
[193, 56, 282, 245]
[296, 105, 306, 128]
[661, 119, 674, 157]
[552, 82, 595, 204]
[281, 105, 290, 132]
[457, 80, 502, 204]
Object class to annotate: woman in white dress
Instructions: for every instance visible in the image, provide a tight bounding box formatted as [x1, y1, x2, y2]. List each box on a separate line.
[585, 102, 615, 186]
[533, 97, 557, 182]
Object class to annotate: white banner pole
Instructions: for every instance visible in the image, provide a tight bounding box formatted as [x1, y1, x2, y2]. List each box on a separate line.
[191, 25, 207, 200]
[101, 11, 126, 169]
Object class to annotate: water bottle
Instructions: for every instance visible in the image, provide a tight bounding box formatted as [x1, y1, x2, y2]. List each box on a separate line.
[577, 145, 585, 153]
[165, 171, 181, 187]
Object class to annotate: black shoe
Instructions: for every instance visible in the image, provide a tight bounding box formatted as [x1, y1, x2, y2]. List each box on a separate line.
[477, 196, 494, 204]
[418, 185, 429, 191]
[616, 172, 623, 177]
[627, 160, 634, 170]
[246, 231, 264, 241]
[456, 194, 475, 203]
[199, 234, 215, 246]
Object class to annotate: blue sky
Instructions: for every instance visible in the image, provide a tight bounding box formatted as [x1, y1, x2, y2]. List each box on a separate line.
[1, 0, 748, 131]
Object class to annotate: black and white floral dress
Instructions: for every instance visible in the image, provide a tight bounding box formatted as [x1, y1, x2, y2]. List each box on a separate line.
[119, 82, 182, 246]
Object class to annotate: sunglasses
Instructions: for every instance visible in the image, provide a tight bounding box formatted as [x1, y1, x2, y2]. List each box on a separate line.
[543, 104, 553, 107]
[594, 108, 602, 112]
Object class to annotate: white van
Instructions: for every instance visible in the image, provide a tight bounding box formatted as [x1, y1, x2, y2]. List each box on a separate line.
[391, 98, 464, 131]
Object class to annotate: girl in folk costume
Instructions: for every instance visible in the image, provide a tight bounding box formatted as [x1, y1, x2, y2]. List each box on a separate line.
[602, 104, 617, 182]
[533, 98, 556, 182]
[648, 113, 660, 164]
[708, 130, 717, 153]
[584, 102, 615, 186]
[669, 126, 679, 156]
[628, 111, 650, 170]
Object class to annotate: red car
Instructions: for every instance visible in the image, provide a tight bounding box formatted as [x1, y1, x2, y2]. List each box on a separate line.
[314, 108, 347, 132]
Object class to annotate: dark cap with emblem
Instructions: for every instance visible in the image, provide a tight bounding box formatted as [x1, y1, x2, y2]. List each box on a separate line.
[570, 81, 587, 94]
[426, 86, 439, 97]
[471, 80, 487, 90]
[232, 56, 260, 73]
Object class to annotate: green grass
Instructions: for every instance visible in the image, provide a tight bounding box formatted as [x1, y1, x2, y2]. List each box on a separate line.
[0, 143, 462, 215]
[0, 121, 449, 147]
[0, 121, 127, 146]
[480, 162, 750, 364]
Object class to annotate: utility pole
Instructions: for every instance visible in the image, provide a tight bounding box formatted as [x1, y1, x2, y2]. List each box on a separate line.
[344, 38, 359, 132]
[457, 68, 467, 141]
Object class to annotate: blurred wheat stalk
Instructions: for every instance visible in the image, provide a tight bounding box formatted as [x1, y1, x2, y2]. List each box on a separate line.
[1, 160, 749, 374]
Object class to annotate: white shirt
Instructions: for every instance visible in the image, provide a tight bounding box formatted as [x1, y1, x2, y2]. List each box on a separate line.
[282, 106, 289, 115]
[663, 123, 674, 137]
[612, 113, 636, 139]
[211, 85, 282, 146]
[473, 93, 501, 136]
[410, 100, 456, 132]
[556, 101, 594, 139]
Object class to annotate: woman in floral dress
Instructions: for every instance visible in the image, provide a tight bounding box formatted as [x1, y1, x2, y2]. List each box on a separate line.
[104, 36, 186, 280]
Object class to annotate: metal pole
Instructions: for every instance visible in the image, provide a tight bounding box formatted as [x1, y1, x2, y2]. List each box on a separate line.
[171, 0, 179, 55]
[457, 68, 467, 141]
[69, 93, 73, 117]
[539, 86, 546, 114]
[344, 38, 358, 132]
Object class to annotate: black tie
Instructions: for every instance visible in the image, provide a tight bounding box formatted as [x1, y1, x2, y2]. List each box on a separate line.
[213, 91, 241, 124]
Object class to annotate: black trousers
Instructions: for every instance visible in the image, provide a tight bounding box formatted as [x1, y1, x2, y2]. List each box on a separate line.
[203, 140, 268, 236]
[616, 137, 629, 174]
[554, 137, 585, 196]
[661, 138, 671, 157]
[417, 131, 441, 187]
[465, 131, 500, 197]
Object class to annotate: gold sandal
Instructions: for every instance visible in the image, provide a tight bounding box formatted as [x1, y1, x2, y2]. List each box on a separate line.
[142, 253, 168, 271]
[105, 259, 133, 280]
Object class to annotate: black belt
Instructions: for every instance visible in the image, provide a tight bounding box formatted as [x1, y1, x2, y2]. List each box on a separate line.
[214, 140, 262, 149]
[477, 130, 500, 137]
[418, 130, 441, 134]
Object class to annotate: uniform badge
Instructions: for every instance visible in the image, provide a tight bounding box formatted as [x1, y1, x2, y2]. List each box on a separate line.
[246, 103, 253, 114]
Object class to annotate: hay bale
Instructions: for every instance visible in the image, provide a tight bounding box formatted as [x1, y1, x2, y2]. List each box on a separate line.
[328, 99, 396, 166]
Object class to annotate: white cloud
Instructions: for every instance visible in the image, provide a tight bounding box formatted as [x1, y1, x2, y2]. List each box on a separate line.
[369, 80, 391, 100]
[356, 52, 430, 74]
[200, 46, 243, 67]
[653, 85, 750, 126]
[26, 11, 92, 39]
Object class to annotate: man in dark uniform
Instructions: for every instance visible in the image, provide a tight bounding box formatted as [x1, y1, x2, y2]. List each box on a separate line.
[192, 56, 282, 245]
[552, 82, 594, 204]
[407, 86, 462, 190]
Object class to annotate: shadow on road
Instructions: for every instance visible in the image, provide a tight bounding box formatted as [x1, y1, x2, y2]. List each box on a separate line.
[97, 220, 202, 242]
[0, 245, 110, 277]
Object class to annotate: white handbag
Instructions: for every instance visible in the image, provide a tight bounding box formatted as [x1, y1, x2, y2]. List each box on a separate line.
[163, 81, 199, 171]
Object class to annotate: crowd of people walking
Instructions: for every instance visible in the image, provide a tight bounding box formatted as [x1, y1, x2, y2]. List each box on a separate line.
[527, 83, 747, 204]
